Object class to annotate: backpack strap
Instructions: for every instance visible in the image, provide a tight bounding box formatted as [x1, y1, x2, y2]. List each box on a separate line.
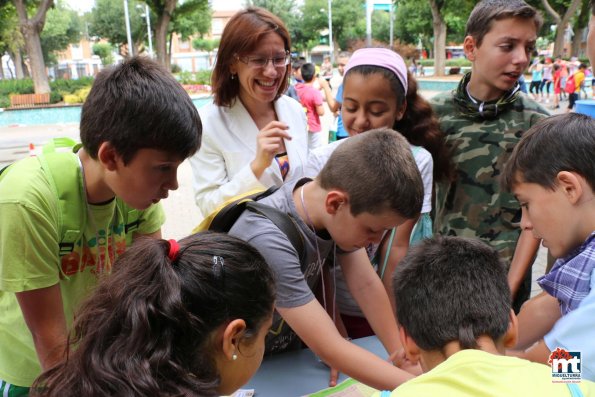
[246, 201, 307, 265]
[37, 146, 86, 257]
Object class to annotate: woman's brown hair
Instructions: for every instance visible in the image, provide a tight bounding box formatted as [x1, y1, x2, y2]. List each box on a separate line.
[212, 7, 291, 107]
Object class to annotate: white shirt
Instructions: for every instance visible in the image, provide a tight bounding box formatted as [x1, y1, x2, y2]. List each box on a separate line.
[190, 96, 308, 218]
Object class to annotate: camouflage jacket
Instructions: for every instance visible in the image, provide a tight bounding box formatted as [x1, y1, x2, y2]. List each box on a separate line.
[431, 88, 549, 265]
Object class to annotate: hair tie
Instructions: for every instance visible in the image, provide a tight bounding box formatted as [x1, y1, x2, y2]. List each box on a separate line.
[168, 239, 180, 261]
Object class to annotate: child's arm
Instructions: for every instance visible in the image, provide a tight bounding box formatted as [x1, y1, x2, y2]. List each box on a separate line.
[340, 249, 402, 356]
[508, 229, 541, 299]
[377, 221, 416, 310]
[515, 291, 561, 349]
[316, 103, 325, 116]
[318, 78, 340, 112]
[16, 284, 67, 371]
[278, 299, 414, 390]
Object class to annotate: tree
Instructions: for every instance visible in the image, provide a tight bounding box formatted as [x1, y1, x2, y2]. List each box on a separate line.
[0, 0, 24, 78]
[92, 42, 115, 65]
[145, 0, 210, 69]
[540, 0, 583, 57]
[192, 37, 218, 67]
[247, 0, 302, 49]
[13, 0, 53, 94]
[429, 0, 447, 76]
[41, 1, 81, 66]
[90, 0, 146, 56]
[300, 0, 366, 56]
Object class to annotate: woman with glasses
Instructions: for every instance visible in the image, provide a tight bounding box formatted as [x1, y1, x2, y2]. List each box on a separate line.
[190, 7, 308, 218]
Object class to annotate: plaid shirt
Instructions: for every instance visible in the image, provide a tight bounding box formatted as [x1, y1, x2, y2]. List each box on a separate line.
[538, 232, 595, 315]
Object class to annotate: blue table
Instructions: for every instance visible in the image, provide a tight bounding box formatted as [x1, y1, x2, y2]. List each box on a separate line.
[575, 99, 595, 118]
[244, 336, 384, 397]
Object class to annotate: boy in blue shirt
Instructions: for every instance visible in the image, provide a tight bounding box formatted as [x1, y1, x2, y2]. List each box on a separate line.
[502, 113, 595, 381]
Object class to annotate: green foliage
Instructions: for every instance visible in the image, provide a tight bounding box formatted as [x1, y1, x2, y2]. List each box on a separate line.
[174, 70, 212, 85]
[0, 76, 94, 107]
[248, 0, 302, 49]
[63, 87, 91, 104]
[170, 63, 182, 73]
[0, 2, 22, 59]
[50, 76, 95, 94]
[41, 1, 82, 66]
[418, 58, 472, 67]
[395, 0, 475, 52]
[171, 0, 212, 40]
[92, 43, 115, 66]
[299, 0, 366, 51]
[192, 37, 219, 52]
[90, 0, 146, 55]
[0, 78, 34, 96]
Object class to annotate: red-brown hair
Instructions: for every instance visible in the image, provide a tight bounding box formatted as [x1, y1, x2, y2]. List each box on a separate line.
[212, 7, 291, 107]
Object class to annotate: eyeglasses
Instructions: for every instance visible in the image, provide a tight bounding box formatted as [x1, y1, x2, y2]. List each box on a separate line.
[236, 51, 290, 68]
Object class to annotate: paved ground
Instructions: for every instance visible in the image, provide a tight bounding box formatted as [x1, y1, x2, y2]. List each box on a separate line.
[0, 86, 570, 297]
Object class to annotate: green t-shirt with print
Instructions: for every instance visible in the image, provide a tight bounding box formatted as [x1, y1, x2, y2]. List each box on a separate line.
[0, 155, 165, 387]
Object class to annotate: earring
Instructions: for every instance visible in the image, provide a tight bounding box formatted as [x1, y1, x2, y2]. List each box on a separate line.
[232, 353, 238, 361]
[230, 74, 236, 80]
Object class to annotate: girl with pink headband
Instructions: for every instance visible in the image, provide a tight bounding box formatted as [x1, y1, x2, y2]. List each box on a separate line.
[307, 47, 452, 382]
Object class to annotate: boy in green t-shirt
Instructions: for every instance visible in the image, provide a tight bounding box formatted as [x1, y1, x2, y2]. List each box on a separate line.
[430, 0, 550, 313]
[0, 56, 202, 394]
[375, 236, 595, 396]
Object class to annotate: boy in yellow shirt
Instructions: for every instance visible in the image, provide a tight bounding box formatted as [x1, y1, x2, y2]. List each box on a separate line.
[376, 236, 594, 396]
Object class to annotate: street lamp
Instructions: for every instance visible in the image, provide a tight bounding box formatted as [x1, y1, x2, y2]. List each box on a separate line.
[327, 0, 333, 63]
[138, 4, 154, 58]
[123, 0, 134, 57]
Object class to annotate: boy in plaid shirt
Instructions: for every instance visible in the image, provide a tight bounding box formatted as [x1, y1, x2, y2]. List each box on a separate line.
[502, 113, 595, 381]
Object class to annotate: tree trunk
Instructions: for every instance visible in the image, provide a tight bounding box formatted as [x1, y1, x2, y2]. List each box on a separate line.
[541, 0, 582, 57]
[571, 27, 584, 57]
[12, 50, 24, 79]
[13, 0, 53, 94]
[429, 0, 446, 77]
[154, 0, 176, 68]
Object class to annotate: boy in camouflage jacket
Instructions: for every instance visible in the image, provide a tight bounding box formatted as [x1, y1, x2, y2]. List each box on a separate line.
[431, 0, 549, 312]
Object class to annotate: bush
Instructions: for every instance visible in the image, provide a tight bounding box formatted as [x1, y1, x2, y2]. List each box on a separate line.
[0, 76, 94, 107]
[418, 58, 472, 67]
[171, 64, 182, 73]
[0, 78, 34, 96]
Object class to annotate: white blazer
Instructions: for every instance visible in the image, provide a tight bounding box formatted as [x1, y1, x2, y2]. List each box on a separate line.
[190, 95, 308, 217]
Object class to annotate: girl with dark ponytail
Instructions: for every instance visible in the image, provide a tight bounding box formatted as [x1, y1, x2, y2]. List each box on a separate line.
[32, 232, 275, 397]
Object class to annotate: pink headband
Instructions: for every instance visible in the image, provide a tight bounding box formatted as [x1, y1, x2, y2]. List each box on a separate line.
[344, 48, 408, 94]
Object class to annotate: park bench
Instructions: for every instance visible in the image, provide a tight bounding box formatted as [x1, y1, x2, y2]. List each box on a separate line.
[9, 93, 51, 108]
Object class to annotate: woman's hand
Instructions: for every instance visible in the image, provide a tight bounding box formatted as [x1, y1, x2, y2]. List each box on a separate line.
[250, 120, 291, 179]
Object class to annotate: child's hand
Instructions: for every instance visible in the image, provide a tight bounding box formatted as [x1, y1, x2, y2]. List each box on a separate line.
[389, 348, 422, 376]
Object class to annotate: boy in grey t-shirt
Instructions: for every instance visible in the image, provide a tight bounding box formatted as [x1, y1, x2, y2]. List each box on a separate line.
[230, 128, 423, 391]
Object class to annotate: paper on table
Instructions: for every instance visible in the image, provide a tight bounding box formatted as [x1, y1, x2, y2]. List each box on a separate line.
[224, 389, 255, 397]
[305, 378, 378, 397]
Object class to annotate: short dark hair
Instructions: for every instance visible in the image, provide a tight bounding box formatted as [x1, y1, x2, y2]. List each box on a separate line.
[80, 56, 201, 165]
[466, 0, 543, 47]
[318, 128, 423, 219]
[300, 62, 316, 82]
[33, 232, 275, 397]
[211, 7, 291, 107]
[292, 59, 304, 71]
[502, 113, 595, 192]
[393, 236, 511, 351]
